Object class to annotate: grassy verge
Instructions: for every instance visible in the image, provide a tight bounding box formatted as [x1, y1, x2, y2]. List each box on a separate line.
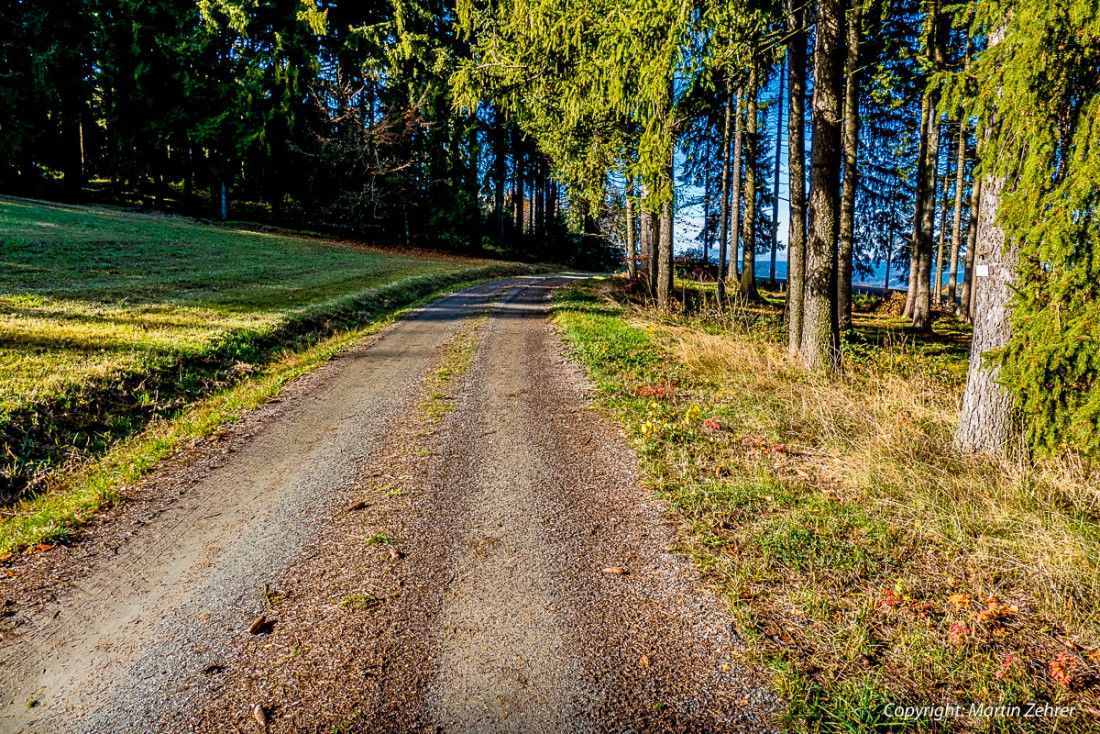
[0, 273, 536, 557]
[0, 196, 531, 497]
[552, 279, 1100, 733]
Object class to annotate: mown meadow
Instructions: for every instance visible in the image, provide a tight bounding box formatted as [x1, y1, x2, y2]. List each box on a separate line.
[0, 196, 531, 552]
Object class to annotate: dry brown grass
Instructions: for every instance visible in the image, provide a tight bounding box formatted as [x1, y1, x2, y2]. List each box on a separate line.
[664, 322, 1100, 622]
[554, 278, 1100, 732]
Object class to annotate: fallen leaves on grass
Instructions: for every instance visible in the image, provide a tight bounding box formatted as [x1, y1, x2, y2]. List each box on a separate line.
[948, 624, 973, 645]
[976, 598, 1018, 621]
[995, 654, 1015, 679]
[1049, 652, 1082, 689]
[948, 593, 972, 611]
[634, 384, 675, 400]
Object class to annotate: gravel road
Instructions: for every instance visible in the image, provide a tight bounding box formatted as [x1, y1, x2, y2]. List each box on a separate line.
[0, 276, 777, 733]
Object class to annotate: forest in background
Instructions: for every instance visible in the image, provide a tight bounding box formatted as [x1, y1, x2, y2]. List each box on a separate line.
[0, 0, 582, 262]
[1, 0, 1098, 460]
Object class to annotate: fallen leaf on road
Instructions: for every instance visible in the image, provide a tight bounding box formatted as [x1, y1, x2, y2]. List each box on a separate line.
[253, 703, 268, 727]
[639, 655, 650, 668]
[346, 501, 368, 512]
[603, 567, 627, 575]
[248, 615, 267, 635]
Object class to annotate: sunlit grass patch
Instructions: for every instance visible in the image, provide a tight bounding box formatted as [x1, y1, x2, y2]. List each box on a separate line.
[0, 197, 528, 500]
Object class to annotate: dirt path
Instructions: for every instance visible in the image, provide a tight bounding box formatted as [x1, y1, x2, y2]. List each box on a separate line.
[0, 276, 777, 733]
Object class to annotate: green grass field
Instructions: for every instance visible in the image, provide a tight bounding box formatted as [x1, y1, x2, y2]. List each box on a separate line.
[0, 196, 513, 501]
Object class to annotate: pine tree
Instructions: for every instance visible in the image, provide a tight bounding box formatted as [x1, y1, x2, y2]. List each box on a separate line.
[958, 1, 1100, 456]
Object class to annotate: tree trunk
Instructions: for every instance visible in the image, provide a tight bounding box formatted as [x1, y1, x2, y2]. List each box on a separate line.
[494, 118, 506, 243]
[717, 85, 736, 304]
[911, 4, 949, 331]
[535, 160, 545, 237]
[953, 168, 1016, 453]
[645, 209, 659, 295]
[729, 86, 745, 284]
[959, 176, 982, 321]
[657, 197, 674, 310]
[514, 141, 524, 236]
[903, 93, 932, 319]
[625, 178, 637, 279]
[702, 137, 712, 263]
[947, 122, 968, 305]
[786, 0, 808, 358]
[912, 115, 943, 329]
[740, 66, 759, 298]
[547, 179, 557, 226]
[800, 0, 845, 372]
[933, 137, 952, 304]
[836, 0, 862, 331]
[770, 53, 785, 284]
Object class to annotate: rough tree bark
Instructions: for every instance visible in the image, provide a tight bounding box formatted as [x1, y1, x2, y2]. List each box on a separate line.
[836, 0, 862, 331]
[717, 85, 737, 304]
[657, 195, 674, 310]
[800, 0, 845, 372]
[740, 65, 759, 298]
[954, 169, 1016, 453]
[786, 0, 808, 358]
[645, 209, 659, 296]
[954, 20, 1017, 455]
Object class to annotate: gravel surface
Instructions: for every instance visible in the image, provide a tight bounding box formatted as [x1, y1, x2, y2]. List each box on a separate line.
[0, 276, 778, 733]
